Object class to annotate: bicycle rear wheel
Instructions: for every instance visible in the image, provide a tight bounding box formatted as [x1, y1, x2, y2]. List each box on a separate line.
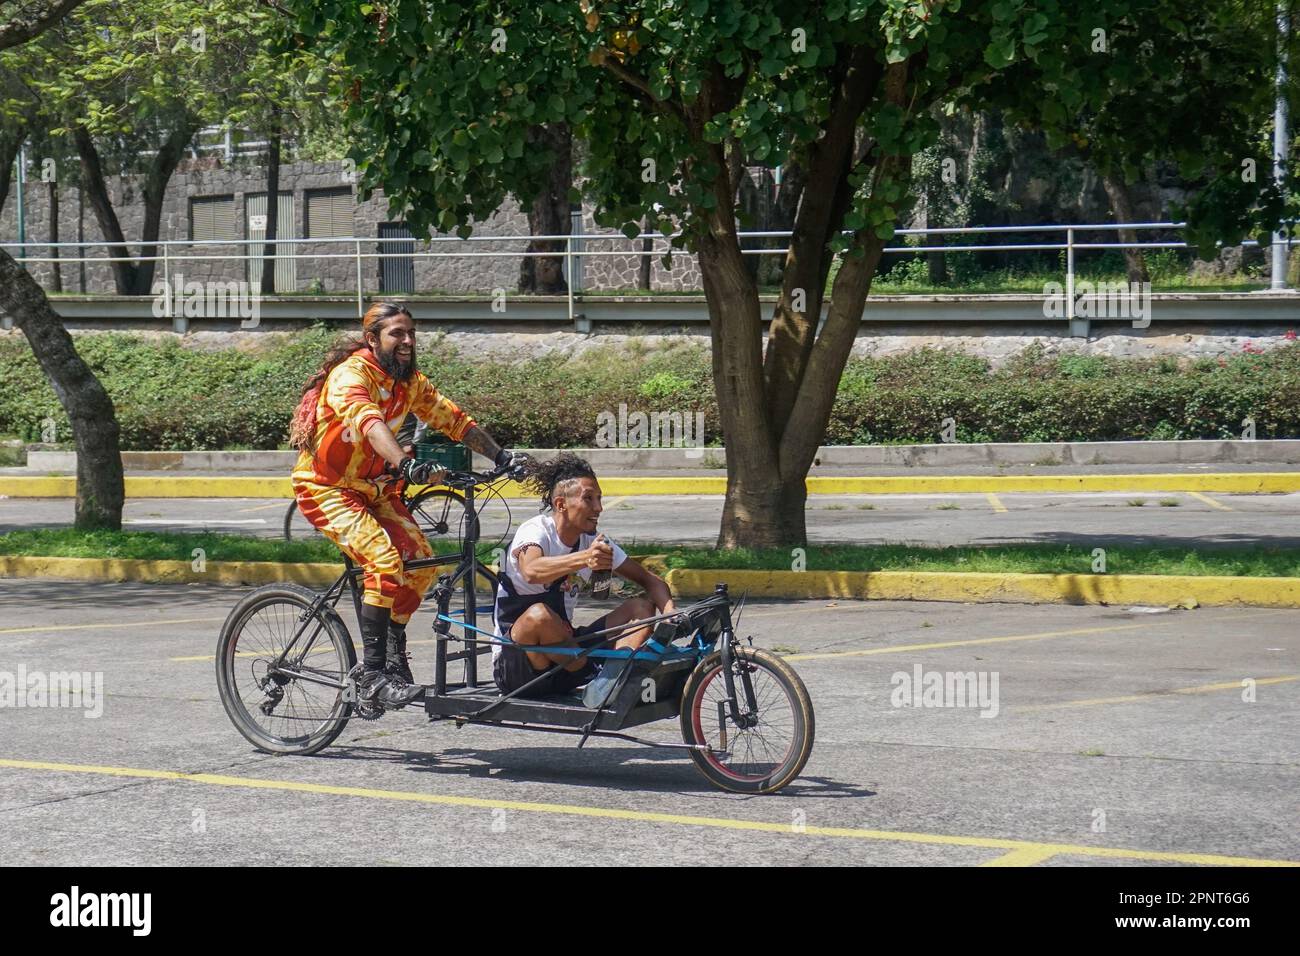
[216, 583, 356, 755]
[283, 499, 325, 541]
[404, 488, 467, 545]
[406, 487, 512, 555]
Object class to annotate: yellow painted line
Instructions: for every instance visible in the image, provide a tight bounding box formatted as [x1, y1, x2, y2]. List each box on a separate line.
[601, 496, 627, 509]
[785, 623, 1152, 661]
[0, 616, 226, 637]
[1012, 675, 1300, 714]
[985, 493, 1008, 513]
[1186, 491, 1233, 512]
[981, 846, 1060, 867]
[235, 501, 289, 514]
[665, 568, 1300, 609]
[4, 471, 1300, 499]
[0, 758, 1293, 866]
[171, 634, 445, 663]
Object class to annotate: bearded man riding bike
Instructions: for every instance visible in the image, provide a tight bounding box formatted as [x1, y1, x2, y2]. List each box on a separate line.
[289, 302, 524, 710]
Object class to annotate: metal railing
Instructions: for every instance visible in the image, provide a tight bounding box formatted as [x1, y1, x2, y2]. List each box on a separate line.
[1, 221, 1293, 325]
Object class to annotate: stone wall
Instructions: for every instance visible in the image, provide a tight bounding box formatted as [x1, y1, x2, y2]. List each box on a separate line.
[0, 158, 709, 295]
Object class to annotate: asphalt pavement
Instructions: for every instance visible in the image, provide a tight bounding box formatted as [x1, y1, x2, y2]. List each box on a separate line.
[0, 579, 1295, 866]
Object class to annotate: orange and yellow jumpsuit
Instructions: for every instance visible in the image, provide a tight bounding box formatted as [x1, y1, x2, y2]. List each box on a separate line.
[291, 348, 475, 624]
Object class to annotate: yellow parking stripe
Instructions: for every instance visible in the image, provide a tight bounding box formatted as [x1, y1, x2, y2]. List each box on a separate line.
[785, 623, 1152, 661]
[0, 757, 1293, 866]
[235, 502, 290, 514]
[1186, 491, 1233, 511]
[0, 617, 226, 637]
[1011, 675, 1300, 713]
[985, 493, 1008, 513]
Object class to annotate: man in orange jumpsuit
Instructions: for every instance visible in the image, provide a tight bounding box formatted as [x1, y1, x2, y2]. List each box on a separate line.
[290, 302, 523, 709]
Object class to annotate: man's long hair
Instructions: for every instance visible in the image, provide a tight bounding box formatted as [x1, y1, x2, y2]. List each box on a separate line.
[519, 453, 598, 512]
[288, 302, 412, 452]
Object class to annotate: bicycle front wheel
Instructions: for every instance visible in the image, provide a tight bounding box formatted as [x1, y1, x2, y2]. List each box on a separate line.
[215, 583, 356, 755]
[679, 647, 815, 794]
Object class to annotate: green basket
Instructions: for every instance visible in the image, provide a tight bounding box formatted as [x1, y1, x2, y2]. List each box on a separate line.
[413, 439, 471, 470]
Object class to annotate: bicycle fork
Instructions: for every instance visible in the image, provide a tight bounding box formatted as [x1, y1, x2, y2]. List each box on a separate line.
[713, 584, 759, 734]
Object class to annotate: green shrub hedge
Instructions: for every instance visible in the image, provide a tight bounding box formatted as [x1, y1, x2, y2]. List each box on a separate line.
[1, 328, 1296, 449]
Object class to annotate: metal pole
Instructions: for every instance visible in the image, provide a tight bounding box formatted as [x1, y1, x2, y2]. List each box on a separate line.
[162, 242, 171, 318]
[1273, 2, 1291, 289]
[566, 235, 574, 324]
[355, 239, 364, 318]
[1066, 227, 1075, 320]
[15, 141, 26, 263]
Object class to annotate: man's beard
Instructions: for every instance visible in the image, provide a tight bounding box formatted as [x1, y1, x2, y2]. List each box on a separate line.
[376, 344, 415, 381]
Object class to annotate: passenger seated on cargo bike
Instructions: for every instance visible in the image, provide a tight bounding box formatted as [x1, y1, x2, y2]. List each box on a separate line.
[493, 454, 676, 701]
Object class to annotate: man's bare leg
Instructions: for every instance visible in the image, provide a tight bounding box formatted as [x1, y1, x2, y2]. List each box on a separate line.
[510, 604, 589, 672]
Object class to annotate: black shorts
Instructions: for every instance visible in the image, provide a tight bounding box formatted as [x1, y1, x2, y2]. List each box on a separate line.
[492, 614, 611, 698]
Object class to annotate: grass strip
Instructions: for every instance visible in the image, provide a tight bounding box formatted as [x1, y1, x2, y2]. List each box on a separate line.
[2, 530, 1299, 578]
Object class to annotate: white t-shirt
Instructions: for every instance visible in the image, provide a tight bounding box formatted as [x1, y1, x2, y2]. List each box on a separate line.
[492, 514, 628, 660]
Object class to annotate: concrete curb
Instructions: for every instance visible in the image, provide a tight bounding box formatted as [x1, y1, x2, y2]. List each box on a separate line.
[2, 555, 1296, 609]
[20, 439, 1300, 473]
[3, 471, 1300, 498]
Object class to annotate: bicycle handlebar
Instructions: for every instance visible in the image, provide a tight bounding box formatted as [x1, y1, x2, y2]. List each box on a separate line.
[437, 462, 521, 489]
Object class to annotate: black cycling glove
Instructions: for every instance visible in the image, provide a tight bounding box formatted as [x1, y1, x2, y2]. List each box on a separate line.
[494, 448, 529, 470]
[397, 457, 441, 485]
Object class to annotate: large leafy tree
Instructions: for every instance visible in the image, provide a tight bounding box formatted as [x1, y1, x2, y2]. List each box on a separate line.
[0, 0, 124, 529]
[286, 0, 1290, 547]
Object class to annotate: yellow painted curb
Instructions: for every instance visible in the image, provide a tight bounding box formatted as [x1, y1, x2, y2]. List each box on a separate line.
[663, 568, 1300, 609]
[0, 555, 342, 587]
[2, 471, 1299, 498]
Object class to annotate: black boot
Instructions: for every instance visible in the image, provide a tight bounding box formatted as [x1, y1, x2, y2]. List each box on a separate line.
[358, 605, 422, 709]
[386, 622, 414, 684]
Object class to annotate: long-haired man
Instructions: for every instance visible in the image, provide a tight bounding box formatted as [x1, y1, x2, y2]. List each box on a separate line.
[289, 302, 523, 709]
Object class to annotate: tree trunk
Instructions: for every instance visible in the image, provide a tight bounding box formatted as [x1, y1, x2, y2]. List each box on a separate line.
[701, 231, 794, 548]
[763, 51, 888, 440]
[0, 128, 21, 218]
[74, 121, 197, 295]
[517, 123, 572, 294]
[48, 179, 62, 293]
[637, 218, 652, 290]
[77, 184, 86, 293]
[681, 54, 913, 548]
[1100, 172, 1150, 285]
[260, 129, 282, 295]
[0, 248, 124, 530]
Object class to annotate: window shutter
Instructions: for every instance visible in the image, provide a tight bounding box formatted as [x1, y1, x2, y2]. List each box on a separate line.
[306, 188, 355, 238]
[190, 196, 237, 241]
